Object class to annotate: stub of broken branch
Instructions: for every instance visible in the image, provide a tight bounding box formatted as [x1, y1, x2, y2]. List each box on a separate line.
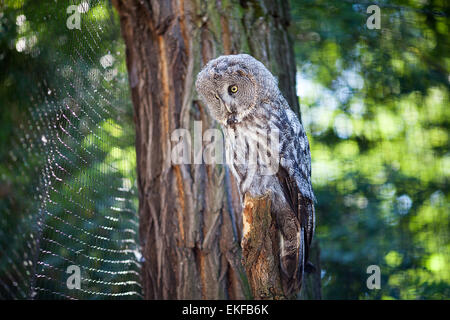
[241, 193, 286, 300]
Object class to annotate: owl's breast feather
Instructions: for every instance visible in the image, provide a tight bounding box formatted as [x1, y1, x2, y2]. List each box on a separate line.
[222, 122, 286, 206]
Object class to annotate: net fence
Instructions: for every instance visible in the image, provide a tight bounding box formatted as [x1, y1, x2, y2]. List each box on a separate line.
[0, 0, 142, 299]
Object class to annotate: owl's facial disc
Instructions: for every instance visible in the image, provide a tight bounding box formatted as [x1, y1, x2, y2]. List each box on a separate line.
[195, 55, 262, 126]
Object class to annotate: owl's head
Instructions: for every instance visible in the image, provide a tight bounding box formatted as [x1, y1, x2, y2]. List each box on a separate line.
[195, 54, 278, 126]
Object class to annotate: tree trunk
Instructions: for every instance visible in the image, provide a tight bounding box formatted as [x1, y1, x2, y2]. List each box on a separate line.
[113, 0, 321, 299]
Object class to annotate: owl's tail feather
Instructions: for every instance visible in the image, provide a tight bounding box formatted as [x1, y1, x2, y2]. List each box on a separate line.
[278, 217, 305, 297]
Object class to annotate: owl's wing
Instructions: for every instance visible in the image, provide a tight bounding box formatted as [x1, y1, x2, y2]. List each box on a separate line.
[276, 165, 315, 263]
[275, 108, 315, 295]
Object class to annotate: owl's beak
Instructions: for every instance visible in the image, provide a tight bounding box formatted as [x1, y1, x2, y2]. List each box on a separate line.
[225, 103, 233, 114]
[217, 94, 233, 114]
[216, 93, 236, 124]
[224, 104, 237, 125]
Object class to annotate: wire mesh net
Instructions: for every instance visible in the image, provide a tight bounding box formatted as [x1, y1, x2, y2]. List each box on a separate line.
[0, 0, 142, 299]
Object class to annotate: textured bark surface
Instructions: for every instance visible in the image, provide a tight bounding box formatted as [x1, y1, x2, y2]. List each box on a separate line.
[241, 193, 286, 300]
[113, 0, 321, 299]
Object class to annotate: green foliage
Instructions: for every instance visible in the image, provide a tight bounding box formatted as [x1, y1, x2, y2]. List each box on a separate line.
[291, 0, 449, 299]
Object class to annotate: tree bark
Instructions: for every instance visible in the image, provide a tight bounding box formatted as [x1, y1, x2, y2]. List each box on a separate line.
[113, 0, 321, 299]
[241, 193, 286, 300]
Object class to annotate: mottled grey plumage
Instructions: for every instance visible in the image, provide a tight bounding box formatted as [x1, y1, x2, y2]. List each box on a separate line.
[195, 54, 315, 296]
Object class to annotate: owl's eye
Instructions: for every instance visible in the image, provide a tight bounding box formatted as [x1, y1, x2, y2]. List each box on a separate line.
[215, 94, 220, 100]
[229, 85, 238, 94]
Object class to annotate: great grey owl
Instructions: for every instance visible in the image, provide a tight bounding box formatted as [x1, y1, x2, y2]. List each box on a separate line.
[195, 54, 315, 296]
